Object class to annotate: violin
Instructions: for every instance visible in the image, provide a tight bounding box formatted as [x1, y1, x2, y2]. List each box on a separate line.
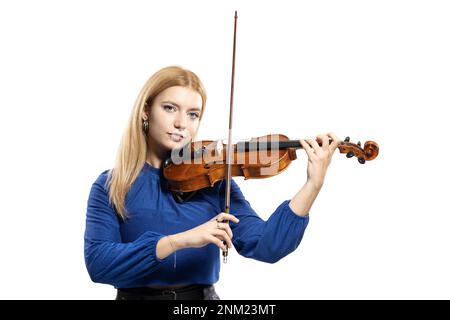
[163, 134, 379, 193]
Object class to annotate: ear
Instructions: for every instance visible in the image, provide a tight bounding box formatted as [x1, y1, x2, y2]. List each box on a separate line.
[142, 102, 151, 120]
[142, 104, 149, 120]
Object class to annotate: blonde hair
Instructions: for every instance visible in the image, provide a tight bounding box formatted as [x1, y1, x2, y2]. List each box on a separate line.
[106, 66, 207, 219]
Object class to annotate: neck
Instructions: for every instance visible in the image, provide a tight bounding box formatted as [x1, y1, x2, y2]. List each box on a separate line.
[146, 144, 169, 169]
[146, 157, 162, 169]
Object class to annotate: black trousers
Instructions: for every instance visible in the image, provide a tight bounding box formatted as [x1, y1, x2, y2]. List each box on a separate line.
[116, 284, 220, 300]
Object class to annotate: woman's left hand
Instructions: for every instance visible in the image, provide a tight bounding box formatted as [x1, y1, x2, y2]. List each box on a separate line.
[299, 132, 341, 190]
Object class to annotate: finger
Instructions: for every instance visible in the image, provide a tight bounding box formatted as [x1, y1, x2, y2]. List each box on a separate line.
[216, 213, 240, 224]
[216, 235, 233, 249]
[215, 236, 232, 249]
[218, 222, 233, 239]
[307, 138, 322, 154]
[317, 134, 329, 149]
[208, 235, 228, 251]
[217, 229, 233, 248]
[212, 229, 233, 248]
[300, 139, 315, 158]
[327, 132, 341, 151]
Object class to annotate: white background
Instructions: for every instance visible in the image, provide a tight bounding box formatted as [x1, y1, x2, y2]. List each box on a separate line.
[1, 0, 449, 299]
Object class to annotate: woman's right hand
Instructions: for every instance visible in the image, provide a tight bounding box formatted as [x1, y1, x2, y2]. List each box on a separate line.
[175, 213, 240, 251]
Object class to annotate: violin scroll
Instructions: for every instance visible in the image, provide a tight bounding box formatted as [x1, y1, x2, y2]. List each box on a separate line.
[338, 136, 379, 164]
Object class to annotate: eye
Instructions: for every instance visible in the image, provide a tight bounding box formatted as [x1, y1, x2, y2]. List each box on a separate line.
[188, 112, 200, 120]
[163, 104, 176, 112]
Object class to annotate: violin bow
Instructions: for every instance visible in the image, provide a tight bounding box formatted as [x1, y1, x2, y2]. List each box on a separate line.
[223, 11, 238, 263]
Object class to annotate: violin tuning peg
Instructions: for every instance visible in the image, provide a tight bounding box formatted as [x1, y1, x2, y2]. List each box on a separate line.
[358, 157, 366, 164]
[357, 141, 361, 147]
[344, 136, 350, 142]
[346, 151, 355, 158]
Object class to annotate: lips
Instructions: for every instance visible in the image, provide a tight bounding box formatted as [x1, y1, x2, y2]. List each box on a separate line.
[169, 133, 185, 139]
[168, 133, 185, 142]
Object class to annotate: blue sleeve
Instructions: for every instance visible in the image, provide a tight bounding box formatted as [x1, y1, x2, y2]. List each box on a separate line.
[221, 179, 309, 263]
[84, 172, 165, 288]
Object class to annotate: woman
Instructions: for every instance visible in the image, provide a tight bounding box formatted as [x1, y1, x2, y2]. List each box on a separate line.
[84, 65, 341, 300]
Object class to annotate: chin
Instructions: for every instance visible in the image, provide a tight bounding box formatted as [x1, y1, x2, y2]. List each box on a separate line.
[165, 140, 184, 150]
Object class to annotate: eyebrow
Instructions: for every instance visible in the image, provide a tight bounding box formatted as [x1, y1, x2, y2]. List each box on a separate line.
[161, 100, 202, 112]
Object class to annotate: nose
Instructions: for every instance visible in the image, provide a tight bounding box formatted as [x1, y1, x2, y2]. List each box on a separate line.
[174, 113, 187, 129]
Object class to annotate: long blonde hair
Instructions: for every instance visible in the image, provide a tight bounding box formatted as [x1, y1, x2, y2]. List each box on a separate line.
[106, 66, 207, 219]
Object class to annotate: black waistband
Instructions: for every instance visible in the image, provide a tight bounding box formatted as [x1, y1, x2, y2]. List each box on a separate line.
[117, 284, 210, 300]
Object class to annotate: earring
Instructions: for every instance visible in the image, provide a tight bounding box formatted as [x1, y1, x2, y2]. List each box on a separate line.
[142, 119, 149, 134]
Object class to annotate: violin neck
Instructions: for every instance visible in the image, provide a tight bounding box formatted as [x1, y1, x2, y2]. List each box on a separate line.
[235, 138, 335, 151]
[236, 140, 302, 151]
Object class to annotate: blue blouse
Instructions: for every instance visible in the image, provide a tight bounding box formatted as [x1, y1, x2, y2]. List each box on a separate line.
[84, 162, 309, 288]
